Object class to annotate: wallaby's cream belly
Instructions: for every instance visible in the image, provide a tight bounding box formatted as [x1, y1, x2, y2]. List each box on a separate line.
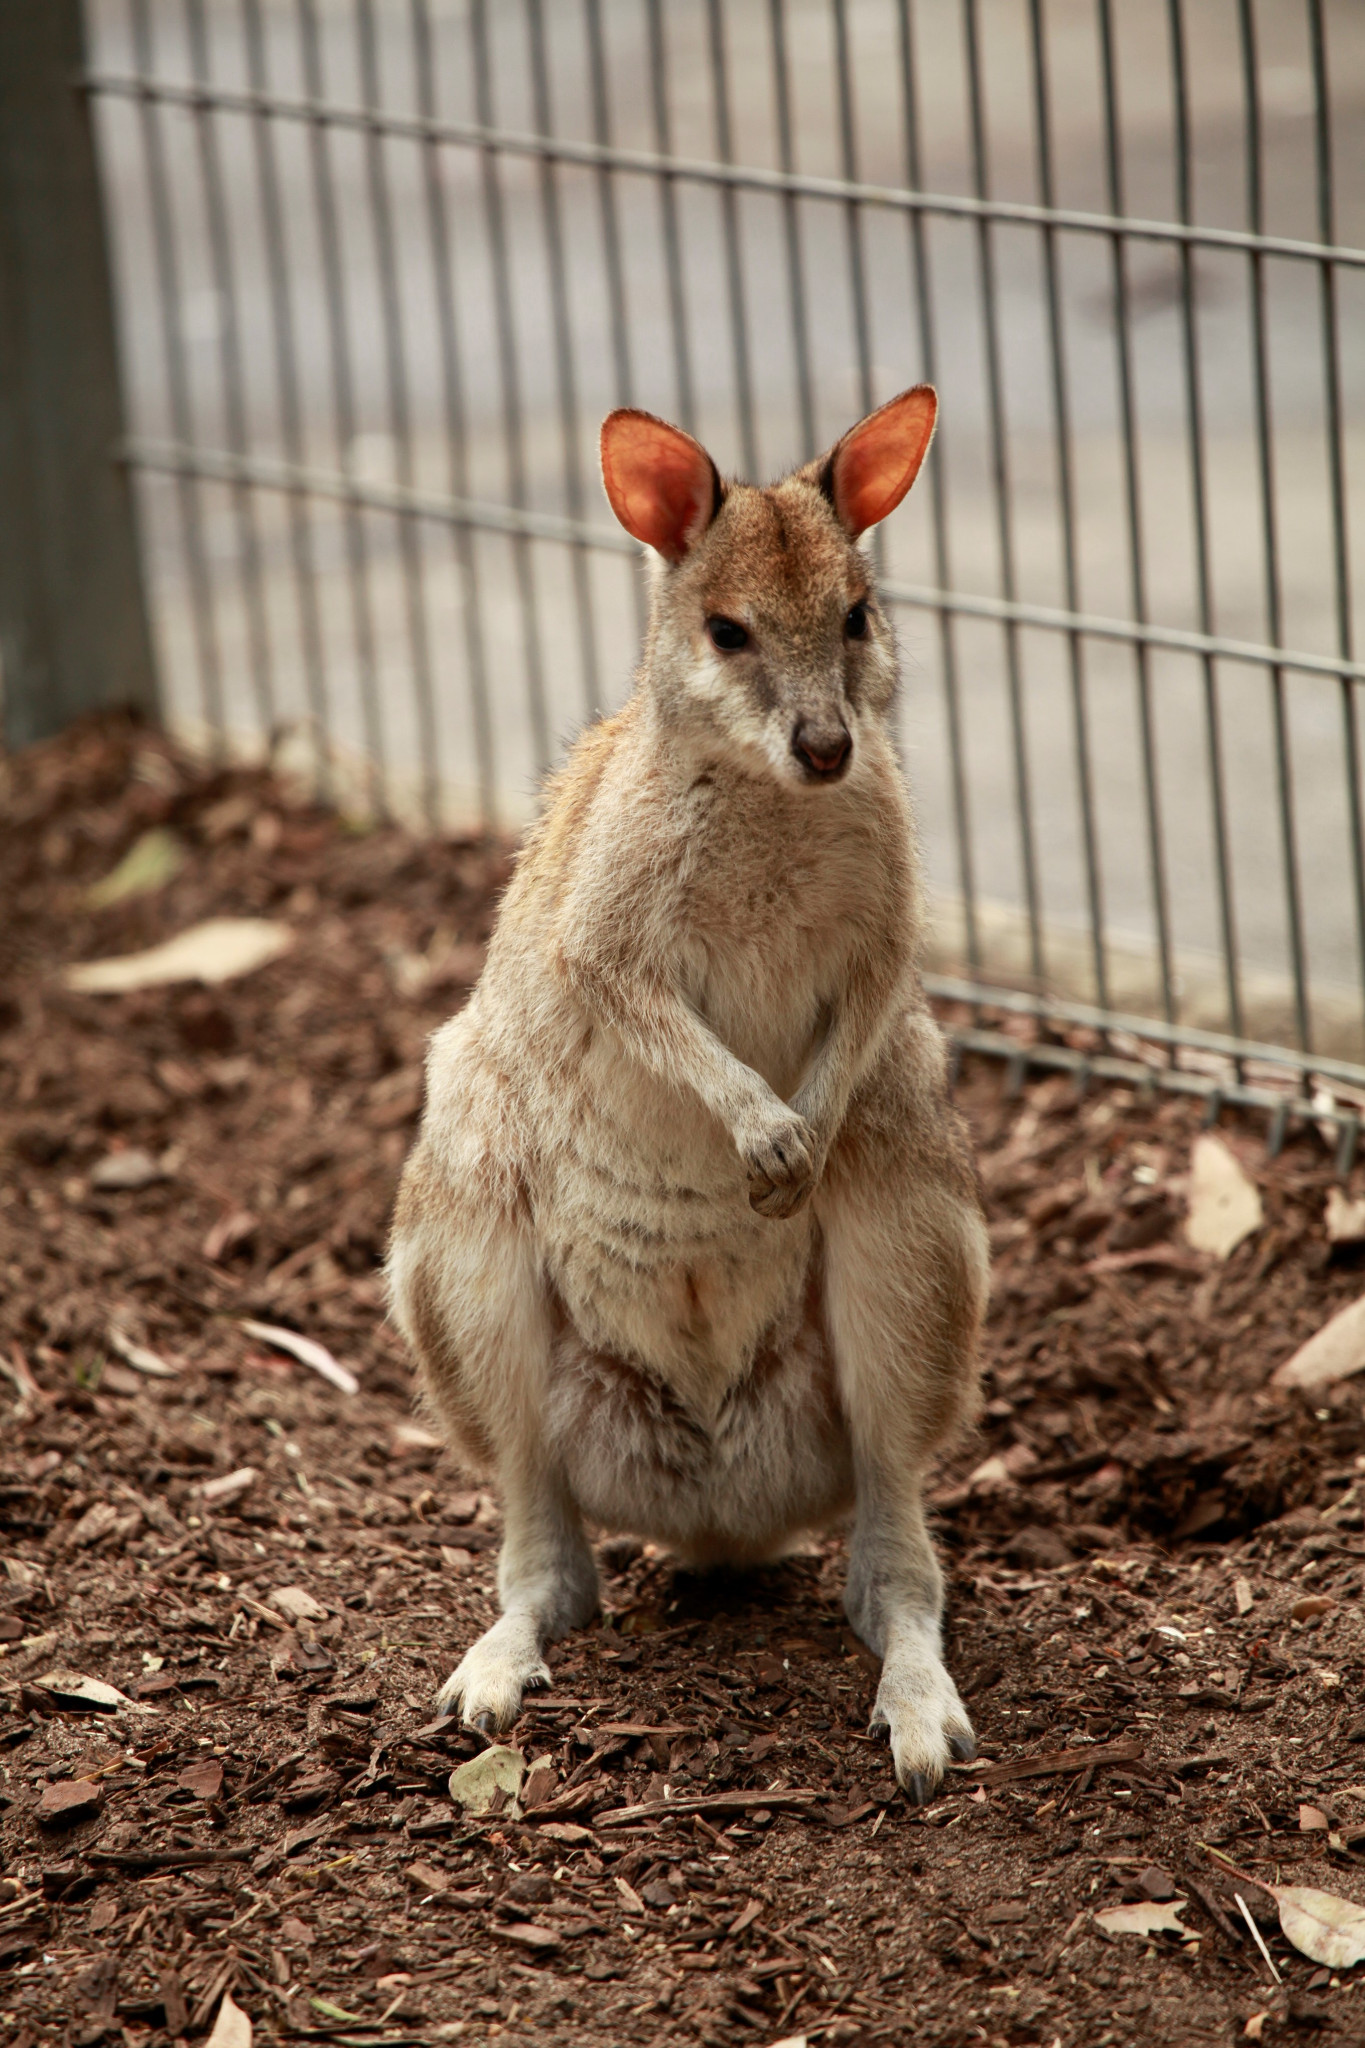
[537, 1030, 814, 1411]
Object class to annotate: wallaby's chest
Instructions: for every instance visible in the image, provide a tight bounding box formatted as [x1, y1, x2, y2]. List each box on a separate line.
[675, 808, 870, 1094]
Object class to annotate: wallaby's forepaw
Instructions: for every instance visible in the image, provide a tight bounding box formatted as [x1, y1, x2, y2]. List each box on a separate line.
[869, 1645, 975, 1806]
[739, 1106, 817, 1219]
[434, 1613, 550, 1732]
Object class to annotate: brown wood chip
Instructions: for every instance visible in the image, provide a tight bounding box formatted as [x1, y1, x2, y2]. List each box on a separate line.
[36, 1777, 103, 1826]
[494, 1920, 561, 1951]
[976, 1739, 1144, 1788]
[596, 1788, 818, 1828]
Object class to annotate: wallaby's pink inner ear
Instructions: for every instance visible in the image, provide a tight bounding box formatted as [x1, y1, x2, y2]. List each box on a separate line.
[600, 410, 721, 563]
[827, 385, 938, 538]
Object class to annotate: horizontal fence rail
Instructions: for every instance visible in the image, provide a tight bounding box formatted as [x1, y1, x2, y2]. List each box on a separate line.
[82, 0, 1365, 1137]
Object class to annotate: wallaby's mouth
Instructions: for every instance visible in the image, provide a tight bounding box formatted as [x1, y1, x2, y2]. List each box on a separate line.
[791, 723, 853, 781]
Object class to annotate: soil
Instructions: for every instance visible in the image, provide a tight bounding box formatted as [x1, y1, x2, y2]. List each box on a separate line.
[4, 714, 1365, 2048]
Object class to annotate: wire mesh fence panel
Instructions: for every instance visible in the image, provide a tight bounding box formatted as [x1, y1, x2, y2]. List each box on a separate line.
[83, 0, 1365, 1128]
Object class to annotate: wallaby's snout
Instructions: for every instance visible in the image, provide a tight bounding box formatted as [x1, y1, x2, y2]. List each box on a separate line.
[600, 386, 938, 791]
[792, 716, 852, 781]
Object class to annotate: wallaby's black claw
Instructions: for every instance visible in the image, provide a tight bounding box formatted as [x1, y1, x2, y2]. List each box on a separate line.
[904, 1770, 931, 1807]
[472, 1711, 497, 1737]
[948, 1731, 977, 1763]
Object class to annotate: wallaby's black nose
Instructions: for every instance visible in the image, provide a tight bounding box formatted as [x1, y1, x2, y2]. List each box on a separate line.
[792, 722, 852, 780]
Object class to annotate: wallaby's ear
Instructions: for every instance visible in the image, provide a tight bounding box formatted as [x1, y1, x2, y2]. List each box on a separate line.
[600, 409, 723, 563]
[823, 384, 937, 538]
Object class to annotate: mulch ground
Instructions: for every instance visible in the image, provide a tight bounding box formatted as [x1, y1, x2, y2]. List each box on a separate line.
[4, 714, 1365, 2048]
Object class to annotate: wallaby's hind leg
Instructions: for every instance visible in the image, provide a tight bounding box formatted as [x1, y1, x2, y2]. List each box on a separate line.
[388, 1142, 599, 1730]
[816, 1017, 988, 1800]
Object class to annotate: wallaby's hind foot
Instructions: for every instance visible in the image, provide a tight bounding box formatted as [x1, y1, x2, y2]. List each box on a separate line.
[435, 1612, 552, 1732]
[867, 1616, 976, 1804]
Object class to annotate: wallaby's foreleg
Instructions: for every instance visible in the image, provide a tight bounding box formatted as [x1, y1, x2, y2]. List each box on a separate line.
[817, 1022, 988, 1800]
[388, 1146, 599, 1731]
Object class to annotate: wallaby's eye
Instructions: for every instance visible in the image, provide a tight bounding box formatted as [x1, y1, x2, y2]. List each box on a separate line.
[707, 616, 749, 653]
[845, 602, 869, 641]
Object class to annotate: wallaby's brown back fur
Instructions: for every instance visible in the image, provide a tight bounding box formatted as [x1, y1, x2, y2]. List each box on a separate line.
[388, 387, 989, 1799]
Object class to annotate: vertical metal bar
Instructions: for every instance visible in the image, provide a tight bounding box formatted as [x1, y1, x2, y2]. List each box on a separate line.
[583, 0, 645, 646]
[0, 0, 158, 747]
[1096, 0, 1174, 1024]
[129, 0, 224, 743]
[297, 0, 387, 811]
[1308, 0, 1365, 1040]
[704, 0, 758, 478]
[897, 0, 979, 975]
[583, 0, 633, 407]
[410, 0, 496, 828]
[470, 0, 550, 776]
[643, 0, 696, 434]
[830, 0, 875, 422]
[768, 0, 815, 458]
[184, 0, 275, 736]
[1237, 0, 1311, 1050]
[355, 0, 441, 828]
[1027, 0, 1107, 1012]
[241, 0, 332, 794]
[963, 0, 1044, 986]
[526, 0, 602, 723]
[1168, 0, 1241, 1040]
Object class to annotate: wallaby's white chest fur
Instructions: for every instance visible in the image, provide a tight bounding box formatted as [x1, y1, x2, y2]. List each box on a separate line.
[388, 384, 989, 1801]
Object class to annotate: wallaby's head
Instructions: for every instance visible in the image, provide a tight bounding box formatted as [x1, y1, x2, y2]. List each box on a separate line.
[600, 387, 935, 789]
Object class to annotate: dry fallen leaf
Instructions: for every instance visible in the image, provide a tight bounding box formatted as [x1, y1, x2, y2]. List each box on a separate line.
[198, 1467, 259, 1506]
[106, 1328, 177, 1379]
[268, 1586, 327, 1625]
[1326, 1187, 1365, 1246]
[1271, 1884, 1365, 1969]
[1300, 1804, 1330, 1831]
[1207, 1848, 1365, 1970]
[1184, 1134, 1262, 1259]
[202, 1998, 250, 2048]
[90, 1148, 165, 1192]
[64, 917, 293, 993]
[85, 828, 184, 909]
[1272, 1295, 1365, 1392]
[33, 1670, 147, 1715]
[1095, 1899, 1189, 1938]
[448, 1745, 524, 1816]
[1243, 2014, 1269, 2041]
[239, 1320, 358, 1396]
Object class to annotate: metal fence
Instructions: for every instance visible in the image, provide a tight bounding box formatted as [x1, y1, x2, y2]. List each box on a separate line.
[68, 0, 1365, 1145]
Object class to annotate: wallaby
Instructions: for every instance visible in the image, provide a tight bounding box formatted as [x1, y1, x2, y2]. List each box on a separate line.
[387, 386, 989, 1799]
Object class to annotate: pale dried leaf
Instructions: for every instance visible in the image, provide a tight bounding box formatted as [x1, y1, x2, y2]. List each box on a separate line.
[1272, 1883, 1365, 1969]
[64, 917, 293, 993]
[1326, 1188, 1365, 1246]
[1094, 1899, 1189, 1938]
[240, 1320, 358, 1396]
[1244, 2014, 1270, 2040]
[34, 1669, 147, 1714]
[448, 1745, 524, 1815]
[198, 1467, 258, 1505]
[1272, 1295, 1365, 1393]
[204, 1991, 253, 2048]
[90, 1148, 164, 1192]
[1184, 1135, 1262, 1259]
[86, 828, 184, 909]
[269, 1586, 327, 1624]
[107, 1328, 177, 1378]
